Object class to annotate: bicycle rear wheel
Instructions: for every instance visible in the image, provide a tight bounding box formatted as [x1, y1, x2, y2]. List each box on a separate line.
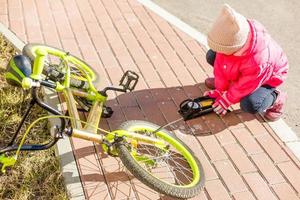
[22, 43, 100, 89]
[116, 120, 204, 199]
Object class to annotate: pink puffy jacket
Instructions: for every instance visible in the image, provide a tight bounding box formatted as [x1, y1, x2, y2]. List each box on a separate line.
[214, 20, 288, 104]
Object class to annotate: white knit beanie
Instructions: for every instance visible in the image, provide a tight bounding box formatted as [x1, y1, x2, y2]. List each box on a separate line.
[207, 4, 250, 55]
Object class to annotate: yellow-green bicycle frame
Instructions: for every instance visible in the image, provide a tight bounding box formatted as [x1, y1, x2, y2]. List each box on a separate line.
[24, 45, 165, 150]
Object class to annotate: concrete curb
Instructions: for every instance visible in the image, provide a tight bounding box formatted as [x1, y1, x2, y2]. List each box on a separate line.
[138, 0, 300, 161]
[0, 23, 25, 53]
[0, 23, 85, 200]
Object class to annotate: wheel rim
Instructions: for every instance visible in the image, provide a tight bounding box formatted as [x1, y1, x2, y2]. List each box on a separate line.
[126, 125, 201, 188]
[28, 45, 96, 82]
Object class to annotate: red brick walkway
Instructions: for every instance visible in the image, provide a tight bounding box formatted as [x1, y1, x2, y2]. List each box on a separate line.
[1, 0, 300, 199]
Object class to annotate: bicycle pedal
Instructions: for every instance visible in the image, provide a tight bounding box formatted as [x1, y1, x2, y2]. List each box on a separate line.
[0, 154, 16, 174]
[102, 106, 113, 118]
[119, 70, 139, 92]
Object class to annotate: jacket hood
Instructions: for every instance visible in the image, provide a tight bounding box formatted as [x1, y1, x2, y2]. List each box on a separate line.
[246, 20, 271, 56]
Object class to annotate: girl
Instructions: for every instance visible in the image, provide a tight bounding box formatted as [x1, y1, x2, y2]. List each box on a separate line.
[204, 4, 288, 121]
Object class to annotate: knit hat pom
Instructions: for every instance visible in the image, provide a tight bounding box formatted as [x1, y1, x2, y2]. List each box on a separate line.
[207, 4, 250, 55]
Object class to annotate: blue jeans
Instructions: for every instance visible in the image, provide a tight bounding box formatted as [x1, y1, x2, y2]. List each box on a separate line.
[206, 49, 276, 114]
[240, 86, 276, 114]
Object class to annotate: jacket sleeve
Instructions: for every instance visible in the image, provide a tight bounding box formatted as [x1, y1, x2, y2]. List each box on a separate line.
[225, 63, 266, 104]
[214, 60, 230, 92]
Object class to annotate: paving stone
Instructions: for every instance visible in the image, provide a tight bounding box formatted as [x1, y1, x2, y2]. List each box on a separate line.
[205, 179, 231, 200]
[122, 106, 145, 121]
[221, 111, 245, 130]
[271, 182, 299, 200]
[231, 128, 264, 155]
[215, 129, 236, 146]
[198, 135, 228, 162]
[256, 133, 290, 164]
[277, 161, 300, 194]
[117, 93, 139, 107]
[189, 190, 209, 200]
[251, 153, 285, 185]
[214, 160, 248, 194]
[139, 102, 166, 126]
[232, 191, 256, 200]
[243, 173, 278, 200]
[237, 112, 268, 137]
[224, 143, 257, 174]
[203, 113, 228, 134]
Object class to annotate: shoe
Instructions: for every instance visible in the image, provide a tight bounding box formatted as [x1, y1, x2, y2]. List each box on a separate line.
[264, 90, 287, 121]
[205, 77, 215, 89]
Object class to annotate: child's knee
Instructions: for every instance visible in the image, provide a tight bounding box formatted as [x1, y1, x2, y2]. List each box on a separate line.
[240, 96, 264, 114]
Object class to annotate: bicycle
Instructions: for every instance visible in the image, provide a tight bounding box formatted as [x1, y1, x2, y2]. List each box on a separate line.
[1, 43, 205, 199]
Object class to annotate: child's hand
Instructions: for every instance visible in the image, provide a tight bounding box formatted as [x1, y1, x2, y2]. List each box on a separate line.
[204, 90, 232, 115]
[213, 94, 232, 116]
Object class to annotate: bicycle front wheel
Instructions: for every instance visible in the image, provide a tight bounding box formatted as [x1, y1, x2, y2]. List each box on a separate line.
[116, 120, 204, 199]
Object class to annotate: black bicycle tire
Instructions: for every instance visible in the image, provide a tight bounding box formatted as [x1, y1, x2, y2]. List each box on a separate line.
[116, 120, 205, 199]
[22, 43, 101, 89]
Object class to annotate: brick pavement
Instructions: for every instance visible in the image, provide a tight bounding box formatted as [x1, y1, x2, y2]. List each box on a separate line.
[1, 0, 300, 199]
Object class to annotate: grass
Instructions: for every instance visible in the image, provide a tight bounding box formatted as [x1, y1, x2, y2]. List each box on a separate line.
[0, 34, 68, 200]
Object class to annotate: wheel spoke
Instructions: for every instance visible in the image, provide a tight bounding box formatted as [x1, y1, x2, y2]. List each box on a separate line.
[131, 130, 195, 186]
[46, 54, 90, 83]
